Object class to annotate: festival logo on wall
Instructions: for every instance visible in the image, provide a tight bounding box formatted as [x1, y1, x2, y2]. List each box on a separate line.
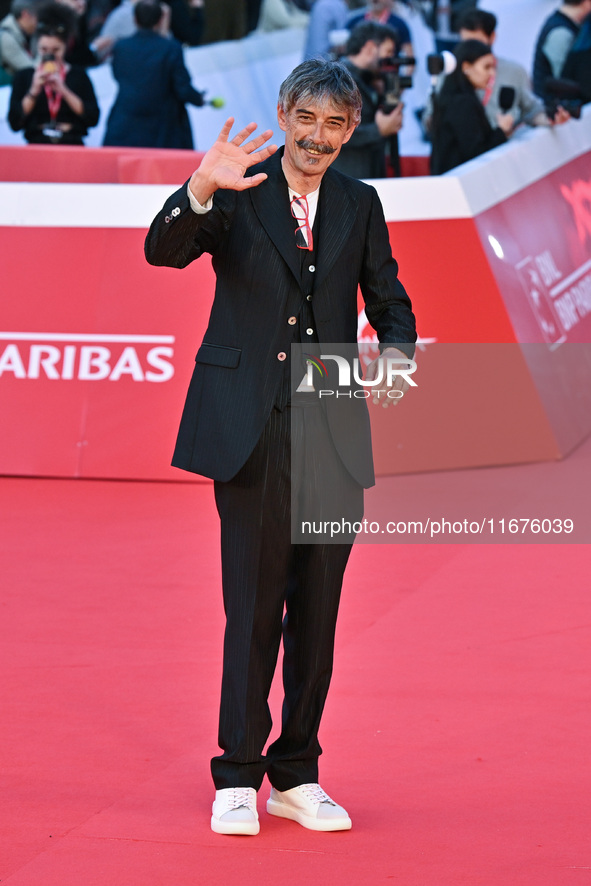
[478, 165, 591, 345]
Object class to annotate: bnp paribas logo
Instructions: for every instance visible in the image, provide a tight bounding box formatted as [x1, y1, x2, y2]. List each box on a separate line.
[0, 332, 175, 382]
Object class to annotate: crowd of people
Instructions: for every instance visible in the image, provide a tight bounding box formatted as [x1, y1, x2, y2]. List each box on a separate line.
[1, 0, 590, 167]
[303, 0, 590, 175]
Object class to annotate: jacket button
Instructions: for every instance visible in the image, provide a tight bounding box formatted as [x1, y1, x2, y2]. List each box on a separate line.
[172, 207, 181, 217]
[277, 352, 287, 361]
[287, 316, 297, 325]
[306, 294, 312, 301]
[308, 264, 315, 272]
[306, 328, 314, 335]
[165, 215, 171, 223]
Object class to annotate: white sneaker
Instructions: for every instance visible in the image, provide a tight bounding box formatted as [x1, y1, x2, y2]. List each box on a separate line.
[267, 783, 352, 831]
[211, 787, 260, 835]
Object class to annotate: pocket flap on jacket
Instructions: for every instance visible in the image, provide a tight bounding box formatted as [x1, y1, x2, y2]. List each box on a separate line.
[196, 343, 241, 368]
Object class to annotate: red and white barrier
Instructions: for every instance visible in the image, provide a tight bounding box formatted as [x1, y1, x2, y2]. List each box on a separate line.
[1, 110, 590, 480]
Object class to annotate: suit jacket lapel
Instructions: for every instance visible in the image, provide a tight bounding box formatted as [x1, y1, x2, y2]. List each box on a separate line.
[314, 168, 358, 292]
[249, 152, 358, 292]
[249, 150, 302, 286]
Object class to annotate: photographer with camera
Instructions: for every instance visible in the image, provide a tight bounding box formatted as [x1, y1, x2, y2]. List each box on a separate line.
[8, 0, 98, 143]
[331, 20, 408, 178]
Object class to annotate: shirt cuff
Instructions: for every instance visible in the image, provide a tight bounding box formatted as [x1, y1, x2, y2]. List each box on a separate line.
[187, 183, 213, 214]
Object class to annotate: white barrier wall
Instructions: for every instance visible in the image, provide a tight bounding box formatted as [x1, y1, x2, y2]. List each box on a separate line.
[1, 109, 590, 479]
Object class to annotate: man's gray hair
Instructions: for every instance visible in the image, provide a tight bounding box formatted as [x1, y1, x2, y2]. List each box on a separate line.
[278, 59, 362, 127]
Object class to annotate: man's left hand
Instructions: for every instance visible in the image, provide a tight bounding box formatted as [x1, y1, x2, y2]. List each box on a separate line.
[365, 346, 415, 409]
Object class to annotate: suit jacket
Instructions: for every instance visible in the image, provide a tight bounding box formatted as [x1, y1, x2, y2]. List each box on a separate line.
[103, 30, 204, 149]
[144, 149, 416, 485]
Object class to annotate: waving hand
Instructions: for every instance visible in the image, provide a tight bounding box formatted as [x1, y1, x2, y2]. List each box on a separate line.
[189, 118, 278, 205]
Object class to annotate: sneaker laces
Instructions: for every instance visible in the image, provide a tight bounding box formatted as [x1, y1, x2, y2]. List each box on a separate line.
[298, 783, 335, 806]
[226, 788, 256, 810]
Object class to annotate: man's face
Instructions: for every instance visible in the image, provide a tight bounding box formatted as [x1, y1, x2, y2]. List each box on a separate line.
[358, 37, 395, 72]
[277, 100, 356, 182]
[459, 28, 493, 46]
[378, 37, 396, 61]
[19, 10, 38, 35]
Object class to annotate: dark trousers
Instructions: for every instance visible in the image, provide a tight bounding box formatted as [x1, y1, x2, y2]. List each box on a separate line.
[211, 403, 363, 792]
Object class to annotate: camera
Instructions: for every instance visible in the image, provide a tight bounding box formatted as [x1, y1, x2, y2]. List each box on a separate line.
[41, 52, 58, 74]
[377, 56, 415, 112]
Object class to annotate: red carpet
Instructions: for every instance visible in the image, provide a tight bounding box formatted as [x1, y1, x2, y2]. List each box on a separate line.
[1, 442, 590, 885]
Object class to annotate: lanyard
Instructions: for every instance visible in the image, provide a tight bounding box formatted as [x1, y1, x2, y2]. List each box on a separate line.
[44, 64, 65, 123]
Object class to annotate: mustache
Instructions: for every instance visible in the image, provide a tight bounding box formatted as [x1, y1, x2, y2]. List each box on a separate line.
[295, 138, 336, 155]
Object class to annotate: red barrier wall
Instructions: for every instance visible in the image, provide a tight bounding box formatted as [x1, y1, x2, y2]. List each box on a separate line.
[0, 144, 204, 183]
[0, 144, 428, 184]
[1, 114, 590, 481]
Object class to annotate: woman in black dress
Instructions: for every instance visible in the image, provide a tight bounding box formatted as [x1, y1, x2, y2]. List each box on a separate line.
[430, 39, 513, 175]
[8, 2, 99, 145]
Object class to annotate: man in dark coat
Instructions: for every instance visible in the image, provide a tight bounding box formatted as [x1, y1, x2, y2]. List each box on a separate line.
[560, 9, 591, 104]
[145, 58, 416, 836]
[103, 0, 204, 149]
[532, 0, 591, 101]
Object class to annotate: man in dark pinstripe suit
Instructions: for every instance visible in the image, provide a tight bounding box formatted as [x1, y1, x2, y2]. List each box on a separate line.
[145, 58, 416, 836]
